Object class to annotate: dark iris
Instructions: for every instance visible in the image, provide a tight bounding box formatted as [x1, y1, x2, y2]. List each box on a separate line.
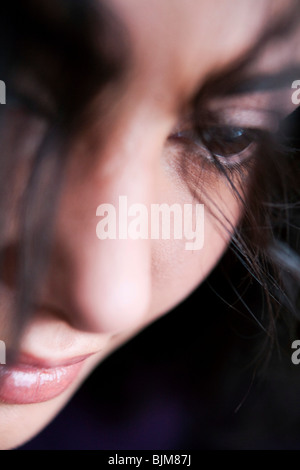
[200, 126, 254, 158]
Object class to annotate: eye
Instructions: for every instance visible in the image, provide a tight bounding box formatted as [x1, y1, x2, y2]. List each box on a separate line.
[201, 126, 255, 158]
[170, 125, 259, 166]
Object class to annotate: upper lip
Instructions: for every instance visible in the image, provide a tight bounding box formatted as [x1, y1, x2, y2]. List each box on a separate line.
[5, 351, 96, 369]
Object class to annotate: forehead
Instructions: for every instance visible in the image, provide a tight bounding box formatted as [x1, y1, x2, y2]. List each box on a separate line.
[103, 0, 288, 111]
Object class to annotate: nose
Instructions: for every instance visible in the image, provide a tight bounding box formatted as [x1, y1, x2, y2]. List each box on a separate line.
[45, 123, 160, 334]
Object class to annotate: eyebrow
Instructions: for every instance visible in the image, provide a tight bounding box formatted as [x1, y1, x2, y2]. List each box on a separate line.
[195, 3, 300, 101]
[215, 66, 300, 97]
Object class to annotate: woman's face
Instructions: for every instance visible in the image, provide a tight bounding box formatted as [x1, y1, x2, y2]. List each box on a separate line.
[0, 0, 298, 449]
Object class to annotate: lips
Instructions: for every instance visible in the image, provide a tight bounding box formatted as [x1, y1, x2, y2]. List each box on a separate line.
[0, 353, 90, 404]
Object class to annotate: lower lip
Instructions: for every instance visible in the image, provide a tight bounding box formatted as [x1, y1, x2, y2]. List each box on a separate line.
[0, 361, 85, 404]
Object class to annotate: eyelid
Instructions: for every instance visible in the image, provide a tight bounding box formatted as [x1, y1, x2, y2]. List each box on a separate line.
[171, 102, 281, 138]
[204, 106, 280, 133]
[206, 141, 257, 167]
[199, 85, 295, 131]
[175, 131, 258, 168]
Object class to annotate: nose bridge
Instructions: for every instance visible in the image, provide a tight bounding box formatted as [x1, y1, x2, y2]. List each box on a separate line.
[53, 115, 161, 334]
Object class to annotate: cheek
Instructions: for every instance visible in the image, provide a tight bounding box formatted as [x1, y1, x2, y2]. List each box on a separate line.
[149, 186, 242, 319]
[148, 143, 246, 321]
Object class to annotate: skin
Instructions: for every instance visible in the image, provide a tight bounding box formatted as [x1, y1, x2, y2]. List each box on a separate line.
[0, 0, 298, 449]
